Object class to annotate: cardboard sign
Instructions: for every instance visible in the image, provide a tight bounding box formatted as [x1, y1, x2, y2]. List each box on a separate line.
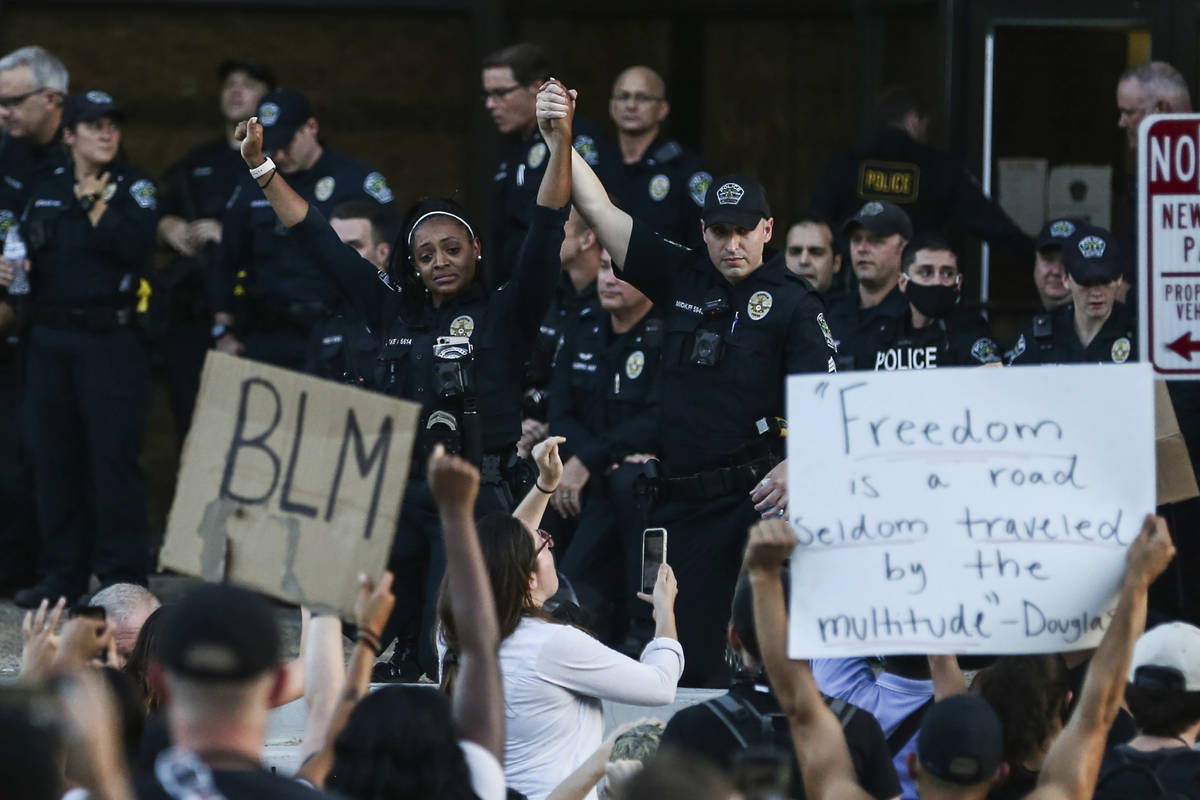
[1156, 380, 1200, 504]
[785, 364, 1155, 658]
[162, 352, 420, 617]
[1138, 114, 1200, 377]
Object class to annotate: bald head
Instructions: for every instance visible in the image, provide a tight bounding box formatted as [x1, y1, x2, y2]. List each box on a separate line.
[610, 65, 669, 139]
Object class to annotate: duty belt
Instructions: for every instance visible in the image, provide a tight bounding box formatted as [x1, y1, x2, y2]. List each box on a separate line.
[662, 454, 779, 502]
[32, 304, 132, 332]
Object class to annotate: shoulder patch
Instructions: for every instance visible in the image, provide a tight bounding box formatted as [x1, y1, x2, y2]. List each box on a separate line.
[651, 140, 683, 163]
[314, 176, 335, 202]
[857, 160, 920, 203]
[129, 179, 157, 210]
[1111, 336, 1131, 363]
[1007, 333, 1027, 362]
[363, 171, 393, 204]
[649, 173, 670, 202]
[572, 135, 599, 166]
[970, 337, 1001, 364]
[817, 313, 837, 352]
[688, 172, 711, 207]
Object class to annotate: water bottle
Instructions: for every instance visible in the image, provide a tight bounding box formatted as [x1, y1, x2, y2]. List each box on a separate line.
[3, 224, 29, 296]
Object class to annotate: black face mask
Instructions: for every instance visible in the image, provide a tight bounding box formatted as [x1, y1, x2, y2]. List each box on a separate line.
[905, 280, 959, 318]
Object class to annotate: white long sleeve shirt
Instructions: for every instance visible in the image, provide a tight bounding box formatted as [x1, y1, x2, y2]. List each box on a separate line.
[499, 617, 684, 800]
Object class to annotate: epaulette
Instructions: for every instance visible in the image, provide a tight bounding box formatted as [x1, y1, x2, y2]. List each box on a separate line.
[651, 140, 683, 164]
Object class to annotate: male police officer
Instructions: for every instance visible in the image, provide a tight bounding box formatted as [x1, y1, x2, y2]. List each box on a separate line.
[824, 202, 910, 370]
[212, 87, 393, 370]
[549, 247, 662, 641]
[809, 87, 1032, 263]
[157, 59, 273, 439]
[1032, 217, 1076, 312]
[303, 199, 397, 387]
[865, 233, 1000, 371]
[607, 65, 710, 247]
[783, 218, 843, 295]
[541, 82, 836, 685]
[1007, 225, 1135, 365]
[483, 42, 613, 287]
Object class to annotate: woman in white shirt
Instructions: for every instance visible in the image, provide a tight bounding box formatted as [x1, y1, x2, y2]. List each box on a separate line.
[439, 439, 684, 800]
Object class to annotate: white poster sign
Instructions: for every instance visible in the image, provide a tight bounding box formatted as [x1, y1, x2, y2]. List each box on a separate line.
[785, 364, 1155, 658]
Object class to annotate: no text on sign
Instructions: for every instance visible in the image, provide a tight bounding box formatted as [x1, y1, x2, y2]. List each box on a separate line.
[1139, 114, 1200, 376]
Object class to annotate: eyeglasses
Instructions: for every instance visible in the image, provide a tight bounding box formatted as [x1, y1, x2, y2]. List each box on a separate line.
[480, 85, 522, 102]
[611, 91, 662, 105]
[536, 529, 554, 555]
[0, 87, 47, 109]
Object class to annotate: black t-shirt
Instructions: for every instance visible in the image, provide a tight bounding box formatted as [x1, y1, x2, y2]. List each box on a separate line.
[135, 756, 342, 800]
[1094, 744, 1200, 799]
[660, 682, 901, 800]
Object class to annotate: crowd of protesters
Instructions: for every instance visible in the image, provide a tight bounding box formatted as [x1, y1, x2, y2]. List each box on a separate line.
[1, 31, 1200, 800]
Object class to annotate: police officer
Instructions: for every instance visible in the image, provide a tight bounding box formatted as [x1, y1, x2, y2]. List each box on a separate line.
[548, 248, 662, 642]
[824, 201, 910, 370]
[483, 42, 614, 287]
[0, 45, 68, 592]
[1007, 225, 1134, 365]
[212, 87, 393, 370]
[607, 65, 710, 247]
[15, 91, 158, 607]
[157, 58, 273, 439]
[303, 199, 397, 387]
[544, 82, 837, 686]
[864, 233, 1001, 370]
[234, 78, 571, 679]
[809, 87, 1032, 263]
[783, 218, 843, 296]
[1032, 217, 1078, 312]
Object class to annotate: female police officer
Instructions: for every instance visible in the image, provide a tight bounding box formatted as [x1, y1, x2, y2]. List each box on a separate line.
[13, 91, 158, 607]
[232, 80, 572, 678]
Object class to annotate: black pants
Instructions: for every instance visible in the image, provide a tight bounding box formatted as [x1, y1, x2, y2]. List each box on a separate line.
[386, 475, 514, 678]
[0, 349, 38, 584]
[162, 319, 210, 443]
[26, 325, 149, 592]
[245, 326, 311, 372]
[650, 491, 760, 688]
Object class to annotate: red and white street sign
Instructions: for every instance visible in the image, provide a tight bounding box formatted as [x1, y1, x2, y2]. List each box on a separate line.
[1140, 114, 1200, 377]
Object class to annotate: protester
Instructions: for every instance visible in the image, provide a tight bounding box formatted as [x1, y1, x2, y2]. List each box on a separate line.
[89, 582, 161, 668]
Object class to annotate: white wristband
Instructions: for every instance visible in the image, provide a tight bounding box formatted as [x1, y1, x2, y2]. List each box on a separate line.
[249, 157, 275, 180]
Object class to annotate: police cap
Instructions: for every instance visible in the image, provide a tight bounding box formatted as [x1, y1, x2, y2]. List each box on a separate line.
[1063, 224, 1122, 285]
[841, 201, 912, 240]
[257, 88, 312, 152]
[63, 90, 124, 128]
[702, 174, 770, 230]
[1035, 217, 1081, 253]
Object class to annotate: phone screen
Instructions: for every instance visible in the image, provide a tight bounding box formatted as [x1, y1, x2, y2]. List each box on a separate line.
[641, 528, 667, 594]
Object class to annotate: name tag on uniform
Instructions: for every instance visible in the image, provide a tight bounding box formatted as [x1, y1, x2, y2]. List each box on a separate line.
[857, 160, 920, 202]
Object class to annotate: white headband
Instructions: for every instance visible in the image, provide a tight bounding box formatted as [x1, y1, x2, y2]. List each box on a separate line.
[407, 210, 475, 248]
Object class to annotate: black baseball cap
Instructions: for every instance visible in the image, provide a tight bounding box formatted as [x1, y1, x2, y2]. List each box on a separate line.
[63, 90, 124, 127]
[217, 58, 276, 89]
[841, 201, 913, 240]
[257, 88, 312, 152]
[1035, 217, 1081, 252]
[917, 695, 1004, 786]
[702, 174, 771, 230]
[160, 583, 279, 682]
[1063, 224, 1122, 285]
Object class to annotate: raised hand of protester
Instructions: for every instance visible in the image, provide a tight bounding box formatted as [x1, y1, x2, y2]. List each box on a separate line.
[428, 443, 480, 513]
[750, 459, 789, 519]
[536, 79, 576, 146]
[533, 435, 566, 492]
[20, 596, 66, 679]
[236, 116, 266, 168]
[353, 570, 394, 645]
[1124, 513, 1175, 590]
[553, 455, 589, 518]
[58, 669, 136, 800]
[743, 517, 797, 575]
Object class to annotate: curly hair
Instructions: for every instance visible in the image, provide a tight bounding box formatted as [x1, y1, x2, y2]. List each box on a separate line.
[973, 654, 1070, 768]
[326, 686, 476, 800]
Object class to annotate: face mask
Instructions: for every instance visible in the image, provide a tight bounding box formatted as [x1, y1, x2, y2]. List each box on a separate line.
[905, 280, 959, 318]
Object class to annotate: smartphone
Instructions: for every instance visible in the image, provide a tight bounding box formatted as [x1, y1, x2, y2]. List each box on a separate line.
[68, 604, 106, 622]
[641, 527, 667, 594]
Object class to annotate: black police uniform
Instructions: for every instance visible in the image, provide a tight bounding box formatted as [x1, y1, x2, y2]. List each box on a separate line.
[609, 136, 710, 247]
[824, 284, 909, 371]
[661, 674, 901, 800]
[863, 305, 1001, 371]
[0, 127, 64, 587]
[21, 160, 158, 597]
[157, 138, 247, 438]
[1005, 301, 1136, 366]
[303, 307, 386, 388]
[809, 127, 1033, 262]
[215, 148, 393, 369]
[523, 273, 602, 423]
[490, 118, 612, 287]
[549, 308, 663, 638]
[288, 200, 568, 677]
[619, 221, 837, 686]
